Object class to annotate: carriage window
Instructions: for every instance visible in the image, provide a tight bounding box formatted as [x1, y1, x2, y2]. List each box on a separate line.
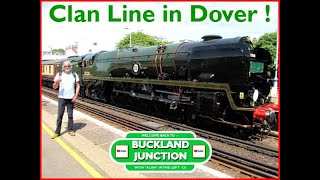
[49, 66, 51, 74]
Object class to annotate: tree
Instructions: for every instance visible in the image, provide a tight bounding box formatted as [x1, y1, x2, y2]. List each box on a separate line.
[254, 32, 277, 72]
[116, 32, 172, 49]
[52, 48, 65, 55]
[252, 37, 258, 46]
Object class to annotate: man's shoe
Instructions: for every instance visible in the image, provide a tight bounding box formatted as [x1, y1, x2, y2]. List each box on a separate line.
[68, 131, 75, 136]
[51, 133, 59, 139]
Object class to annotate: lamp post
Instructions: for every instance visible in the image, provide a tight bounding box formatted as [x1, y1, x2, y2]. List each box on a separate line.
[124, 28, 131, 48]
[159, 36, 165, 45]
[269, 31, 279, 104]
[93, 42, 97, 52]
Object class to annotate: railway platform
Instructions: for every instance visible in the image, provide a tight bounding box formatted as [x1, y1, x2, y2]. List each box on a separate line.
[41, 95, 233, 178]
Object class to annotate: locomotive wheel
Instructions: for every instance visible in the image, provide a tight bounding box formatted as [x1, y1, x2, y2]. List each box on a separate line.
[118, 95, 128, 108]
[225, 112, 252, 139]
[126, 96, 135, 109]
[79, 86, 86, 97]
[177, 108, 186, 123]
[110, 92, 119, 106]
[186, 111, 200, 127]
[148, 103, 156, 116]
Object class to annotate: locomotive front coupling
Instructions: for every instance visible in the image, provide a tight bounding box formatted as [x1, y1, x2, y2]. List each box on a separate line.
[253, 103, 279, 130]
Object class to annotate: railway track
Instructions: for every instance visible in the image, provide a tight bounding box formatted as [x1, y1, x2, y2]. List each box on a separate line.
[42, 87, 278, 178]
[42, 87, 278, 157]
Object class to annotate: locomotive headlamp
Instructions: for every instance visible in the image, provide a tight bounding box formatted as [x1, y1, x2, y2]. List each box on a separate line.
[253, 89, 259, 102]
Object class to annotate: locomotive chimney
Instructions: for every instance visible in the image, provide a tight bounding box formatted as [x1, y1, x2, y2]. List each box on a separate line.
[201, 35, 222, 41]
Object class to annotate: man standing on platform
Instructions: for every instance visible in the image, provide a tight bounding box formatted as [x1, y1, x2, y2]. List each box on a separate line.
[51, 61, 80, 139]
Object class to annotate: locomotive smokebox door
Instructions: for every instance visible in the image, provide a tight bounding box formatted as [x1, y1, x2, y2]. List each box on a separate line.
[132, 62, 141, 76]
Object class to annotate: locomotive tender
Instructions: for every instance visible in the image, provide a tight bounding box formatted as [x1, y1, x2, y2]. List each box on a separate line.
[42, 35, 278, 136]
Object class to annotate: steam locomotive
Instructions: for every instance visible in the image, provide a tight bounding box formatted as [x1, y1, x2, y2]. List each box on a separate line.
[42, 35, 279, 137]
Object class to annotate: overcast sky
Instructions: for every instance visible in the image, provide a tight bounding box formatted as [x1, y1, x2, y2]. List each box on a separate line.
[42, 2, 278, 54]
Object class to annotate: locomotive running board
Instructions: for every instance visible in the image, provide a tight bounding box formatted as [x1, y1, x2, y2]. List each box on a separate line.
[83, 75, 254, 111]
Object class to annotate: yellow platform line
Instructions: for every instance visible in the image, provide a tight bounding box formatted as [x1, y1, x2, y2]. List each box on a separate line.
[42, 122, 104, 178]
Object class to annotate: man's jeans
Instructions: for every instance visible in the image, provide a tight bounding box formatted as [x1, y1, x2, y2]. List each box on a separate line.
[55, 98, 74, 134]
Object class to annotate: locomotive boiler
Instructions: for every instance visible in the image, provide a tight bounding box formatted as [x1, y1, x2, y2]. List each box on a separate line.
[71, 35, 278, 137]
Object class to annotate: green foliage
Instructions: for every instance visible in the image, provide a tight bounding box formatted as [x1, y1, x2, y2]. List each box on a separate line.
[252, 37, 258, 47]
[116, 32, 172, 49]
[254, 32, 278, 72]
[52, 48, 65, 54]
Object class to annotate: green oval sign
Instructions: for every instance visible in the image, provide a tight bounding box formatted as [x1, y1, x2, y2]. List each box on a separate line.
[109, 131, 212, 172]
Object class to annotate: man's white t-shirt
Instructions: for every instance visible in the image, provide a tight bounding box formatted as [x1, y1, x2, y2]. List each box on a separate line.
[53, 72, 80, 99]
